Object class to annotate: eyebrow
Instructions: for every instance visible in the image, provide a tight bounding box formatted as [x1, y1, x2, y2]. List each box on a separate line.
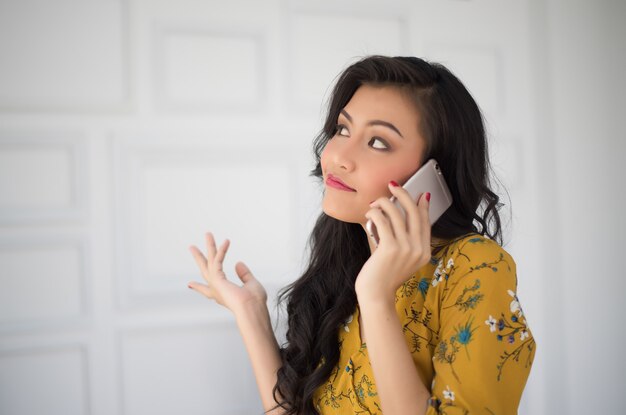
[340, 109, 404, 139]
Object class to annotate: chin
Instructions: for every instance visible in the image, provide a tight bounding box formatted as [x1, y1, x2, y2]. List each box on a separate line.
[322, 201, 364, 225]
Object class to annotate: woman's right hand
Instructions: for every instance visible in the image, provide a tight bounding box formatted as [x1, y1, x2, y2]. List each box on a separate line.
[188, 232, 267, 314]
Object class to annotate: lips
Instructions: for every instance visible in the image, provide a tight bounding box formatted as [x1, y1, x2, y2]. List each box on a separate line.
[326, 174, 356, 191]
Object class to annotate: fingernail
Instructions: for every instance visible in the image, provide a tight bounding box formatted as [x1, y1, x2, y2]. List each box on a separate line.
[389, 180, 399, 187]
[426, 192, 431, 202]
[187, 284, 193, 289]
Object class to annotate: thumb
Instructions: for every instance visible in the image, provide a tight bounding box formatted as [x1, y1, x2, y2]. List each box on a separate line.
[235, 261, 255, 283]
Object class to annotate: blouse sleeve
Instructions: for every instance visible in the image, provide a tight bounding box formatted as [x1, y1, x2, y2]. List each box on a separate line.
[425, 237, 536, 414]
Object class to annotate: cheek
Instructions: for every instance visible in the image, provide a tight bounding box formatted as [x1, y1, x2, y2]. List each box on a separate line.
[319, 142, 333, 171]
[368, 165, 404, 190]
[366, 163, 419, 199]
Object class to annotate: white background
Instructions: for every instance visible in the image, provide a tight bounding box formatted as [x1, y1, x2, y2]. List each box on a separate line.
[0, 0, 624, 414]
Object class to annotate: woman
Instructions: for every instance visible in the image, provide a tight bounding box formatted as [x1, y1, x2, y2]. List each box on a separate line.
[188, 55, 535, 414]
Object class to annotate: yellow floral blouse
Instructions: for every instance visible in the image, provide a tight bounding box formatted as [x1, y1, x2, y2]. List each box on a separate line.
[312, 233, 536, 414]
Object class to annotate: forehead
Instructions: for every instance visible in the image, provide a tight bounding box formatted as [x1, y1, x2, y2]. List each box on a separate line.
[341, 84, 420, 125]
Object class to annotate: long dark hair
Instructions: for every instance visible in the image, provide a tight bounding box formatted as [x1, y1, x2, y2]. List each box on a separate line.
[271, 55, 507, 414]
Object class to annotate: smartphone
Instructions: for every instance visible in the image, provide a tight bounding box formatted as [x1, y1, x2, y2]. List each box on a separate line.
[366, 159, 453, 246]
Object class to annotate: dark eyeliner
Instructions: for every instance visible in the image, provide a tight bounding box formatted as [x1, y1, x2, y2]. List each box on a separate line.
[370, 136, 390, 150]
[335, 124, 349, 136]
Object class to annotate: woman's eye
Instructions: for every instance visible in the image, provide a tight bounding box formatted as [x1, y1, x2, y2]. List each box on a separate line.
[333, 125, 389, 150]
[336, 125, 349, 136]
[369, 137, 389, 150]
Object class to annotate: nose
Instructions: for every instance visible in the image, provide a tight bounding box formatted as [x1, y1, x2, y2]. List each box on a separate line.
[331, 138, 356, 172]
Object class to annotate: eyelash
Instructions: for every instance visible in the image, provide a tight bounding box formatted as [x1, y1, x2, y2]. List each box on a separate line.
[334, 124, 390, 151]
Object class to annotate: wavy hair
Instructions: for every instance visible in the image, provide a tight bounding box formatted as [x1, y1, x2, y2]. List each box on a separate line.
[271, 55, 507, 414]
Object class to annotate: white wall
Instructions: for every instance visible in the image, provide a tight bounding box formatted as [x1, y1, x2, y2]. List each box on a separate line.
[539, 0, 626, 413]
[0, 0, 623, 414]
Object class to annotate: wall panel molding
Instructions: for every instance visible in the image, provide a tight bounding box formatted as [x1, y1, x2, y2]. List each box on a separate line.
[0, 0, 131, 112]
[0, 130, 88, 224]
[152, 22, 268, 113]
[283, 8, 411, 111]
[0, 343, 90, 415]
[0, 235, 91, 333]
[117, 323, 260, 415]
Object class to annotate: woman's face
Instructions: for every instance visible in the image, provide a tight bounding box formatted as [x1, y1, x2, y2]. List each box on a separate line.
[321, 84, 427, 226]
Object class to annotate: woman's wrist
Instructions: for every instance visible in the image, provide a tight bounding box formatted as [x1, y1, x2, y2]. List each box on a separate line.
[234, 299, 273, 329]
[357, 295, 396, 316]
[355, 283, 396, 307]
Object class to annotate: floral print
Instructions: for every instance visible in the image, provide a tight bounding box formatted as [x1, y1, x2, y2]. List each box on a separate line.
[443, 385, 455, 401]
[485, 315, 498, 332]
[431, 257, 454, 287]
[312, 233, 536, 414]
[487, 289, 535, 381]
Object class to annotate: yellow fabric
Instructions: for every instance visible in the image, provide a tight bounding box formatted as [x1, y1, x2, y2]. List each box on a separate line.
[312, 233, 536, 414]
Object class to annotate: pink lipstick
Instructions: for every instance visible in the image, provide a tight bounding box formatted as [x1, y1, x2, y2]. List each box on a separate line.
[326, 174, 356, 192]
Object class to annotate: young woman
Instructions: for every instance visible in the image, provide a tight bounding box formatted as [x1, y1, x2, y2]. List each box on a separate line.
[188, 55, 536, 415]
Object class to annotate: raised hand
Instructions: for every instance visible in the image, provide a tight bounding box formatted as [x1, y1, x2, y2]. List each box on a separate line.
[188, 232, 267, 314]
[356, 181, 432, 301]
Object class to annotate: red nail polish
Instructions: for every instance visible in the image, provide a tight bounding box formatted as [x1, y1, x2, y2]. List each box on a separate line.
[426, 192, 431, 202]
[389, 180, 399, 187]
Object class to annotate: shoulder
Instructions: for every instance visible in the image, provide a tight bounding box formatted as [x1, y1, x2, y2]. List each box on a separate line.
[433, 233, 517, 290]
[440, 233, 512, 259]
[452, 233, 515, 270]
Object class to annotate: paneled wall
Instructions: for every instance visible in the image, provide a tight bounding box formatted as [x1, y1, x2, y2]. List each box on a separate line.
[2, 0, 623, 414]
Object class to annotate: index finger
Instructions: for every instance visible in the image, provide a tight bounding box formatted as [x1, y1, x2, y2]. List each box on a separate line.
[389, 183, 421, 235]
[189, 245, 209, 279]
[205, 232, 217, 261]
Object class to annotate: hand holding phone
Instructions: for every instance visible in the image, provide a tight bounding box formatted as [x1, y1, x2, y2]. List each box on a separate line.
[366, 159, 453, 246]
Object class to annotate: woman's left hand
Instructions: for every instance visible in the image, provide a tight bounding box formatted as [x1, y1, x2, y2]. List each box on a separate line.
[355, 181, 432, 302]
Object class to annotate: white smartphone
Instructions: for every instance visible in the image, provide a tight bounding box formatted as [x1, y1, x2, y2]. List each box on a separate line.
[366, 159, 453, 246]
